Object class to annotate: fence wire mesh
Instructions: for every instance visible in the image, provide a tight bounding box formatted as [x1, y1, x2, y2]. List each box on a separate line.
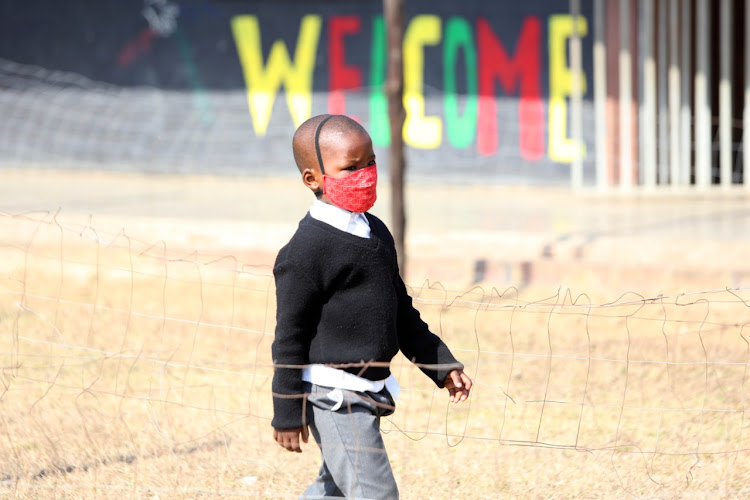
[1, 210, 750, 497]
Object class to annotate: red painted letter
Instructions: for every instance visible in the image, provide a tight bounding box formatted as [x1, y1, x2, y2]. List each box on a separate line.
[328, 16, 363, 117]
[477, 17, 543, 159]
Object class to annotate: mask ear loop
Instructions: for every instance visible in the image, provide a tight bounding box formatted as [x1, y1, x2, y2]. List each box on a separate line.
[313, 115, 334, 197]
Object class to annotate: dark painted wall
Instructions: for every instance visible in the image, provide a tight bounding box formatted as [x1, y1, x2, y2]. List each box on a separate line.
[0, 0, 595, 184]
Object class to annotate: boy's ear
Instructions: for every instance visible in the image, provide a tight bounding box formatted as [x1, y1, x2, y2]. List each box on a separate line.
[301, 168, 321, 193]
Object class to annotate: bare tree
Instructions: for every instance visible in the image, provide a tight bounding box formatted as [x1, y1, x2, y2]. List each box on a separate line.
[384, 0, 406, 275]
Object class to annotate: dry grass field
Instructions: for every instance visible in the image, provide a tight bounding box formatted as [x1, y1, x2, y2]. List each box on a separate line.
[1, 210, 750, 499]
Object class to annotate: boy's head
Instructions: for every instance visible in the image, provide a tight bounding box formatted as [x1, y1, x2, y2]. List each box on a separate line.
[292, 114, 377, 213]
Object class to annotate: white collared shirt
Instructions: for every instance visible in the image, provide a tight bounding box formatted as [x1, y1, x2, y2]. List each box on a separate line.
[309, 199, 371, 238]
[304, 199, 400, 403]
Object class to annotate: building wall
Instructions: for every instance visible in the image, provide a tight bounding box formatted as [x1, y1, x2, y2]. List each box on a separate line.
[0, 0, 595, 184]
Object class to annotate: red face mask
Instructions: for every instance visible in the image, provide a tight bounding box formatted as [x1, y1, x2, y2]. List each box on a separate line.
[314, 115, 378, 213]
[323, 164, 378, 213]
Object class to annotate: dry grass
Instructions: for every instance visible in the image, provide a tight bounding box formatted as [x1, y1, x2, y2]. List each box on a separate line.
[1, 212, 750, 499]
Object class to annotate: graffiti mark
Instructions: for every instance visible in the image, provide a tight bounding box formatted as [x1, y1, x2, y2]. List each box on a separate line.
[229, 11, 589, 163]
[548, 14, 588, 162]
[403, 14, 442, 149]
[142, 0, 180, 38]
[174, 28, 214, 126]
[118, 28, 156, 67]
[444, 16, 477, 149]
[327, 15, 362, 121]
[231, 15, 322, 136]
[118, 0, 179, 67]
[368, 15, 390, 146]
[477, 16, 543, 160]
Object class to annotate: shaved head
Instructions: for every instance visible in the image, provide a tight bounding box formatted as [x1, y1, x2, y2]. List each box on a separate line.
[292, 114, 369, 174]
[292, 114, 330, 174]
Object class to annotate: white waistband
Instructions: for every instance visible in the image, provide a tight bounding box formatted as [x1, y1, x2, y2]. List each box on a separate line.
[302, 364, 400, 401]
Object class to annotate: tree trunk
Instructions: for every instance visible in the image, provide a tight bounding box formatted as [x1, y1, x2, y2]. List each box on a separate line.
[384, 0, 407, 276]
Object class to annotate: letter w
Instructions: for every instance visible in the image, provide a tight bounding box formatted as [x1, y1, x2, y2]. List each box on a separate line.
[231, 15, 321, 136]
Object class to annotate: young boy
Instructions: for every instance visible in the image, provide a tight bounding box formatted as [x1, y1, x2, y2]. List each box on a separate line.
[272, 114, 472, 498]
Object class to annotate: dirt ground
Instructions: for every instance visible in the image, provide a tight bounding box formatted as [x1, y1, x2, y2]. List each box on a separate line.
[3, 168, 750, 294]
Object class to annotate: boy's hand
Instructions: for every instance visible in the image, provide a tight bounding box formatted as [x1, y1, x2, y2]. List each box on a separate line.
[445, 369, 472, 403]
[273, 426, 309, 453]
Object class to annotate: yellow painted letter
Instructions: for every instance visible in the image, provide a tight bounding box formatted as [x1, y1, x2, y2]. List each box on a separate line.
[548, 14, 587, 162]
[231, 15, 321, 136]
[403, 15, 442, 149]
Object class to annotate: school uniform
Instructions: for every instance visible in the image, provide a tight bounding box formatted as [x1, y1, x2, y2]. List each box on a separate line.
[272, 200, 463, 499]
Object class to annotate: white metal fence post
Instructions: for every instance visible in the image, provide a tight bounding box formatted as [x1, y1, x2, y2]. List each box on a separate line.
[668, 0, 681, 187]
[639, 0, 657, 188]
[694, 0, 711, 188]
[620, 0, 633, 189]
[657, 0, 669, 184]
[680, 0, 692, 186]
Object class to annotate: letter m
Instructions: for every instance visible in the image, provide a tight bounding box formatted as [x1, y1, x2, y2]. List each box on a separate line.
[477, 17, 543, 159]
[231, 15, 321, 136]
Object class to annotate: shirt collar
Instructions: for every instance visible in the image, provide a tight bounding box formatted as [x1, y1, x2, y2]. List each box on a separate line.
[309, 199, 361, 233]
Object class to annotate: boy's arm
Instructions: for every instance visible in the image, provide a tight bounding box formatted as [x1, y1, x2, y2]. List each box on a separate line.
[271, 257, 321, 432]
[393, 270, 465, 389]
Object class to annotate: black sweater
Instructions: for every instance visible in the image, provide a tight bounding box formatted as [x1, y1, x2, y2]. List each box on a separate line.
[271, 212, 463, 430]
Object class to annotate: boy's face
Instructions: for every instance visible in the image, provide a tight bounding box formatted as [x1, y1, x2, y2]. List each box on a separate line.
[303, 130, 376, 204]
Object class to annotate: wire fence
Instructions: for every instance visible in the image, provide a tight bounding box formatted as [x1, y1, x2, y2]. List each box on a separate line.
[1, 209, 750, 498]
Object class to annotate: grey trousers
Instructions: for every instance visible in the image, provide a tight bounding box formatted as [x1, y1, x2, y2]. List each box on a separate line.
[300, 383, 398, 499]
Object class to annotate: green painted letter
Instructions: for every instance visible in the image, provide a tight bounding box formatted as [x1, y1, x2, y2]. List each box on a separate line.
[443, 17, 477, 148]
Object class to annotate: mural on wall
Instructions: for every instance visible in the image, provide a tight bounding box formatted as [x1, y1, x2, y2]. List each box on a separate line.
[0, 0, 594, 183]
